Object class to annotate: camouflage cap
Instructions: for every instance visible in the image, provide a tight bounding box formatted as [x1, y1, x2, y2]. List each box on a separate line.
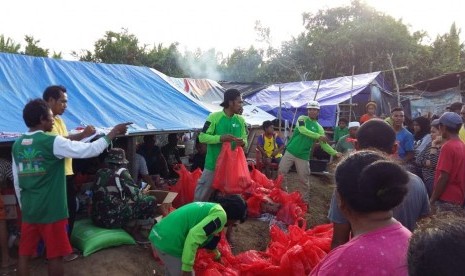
[104, 148, 129, 164]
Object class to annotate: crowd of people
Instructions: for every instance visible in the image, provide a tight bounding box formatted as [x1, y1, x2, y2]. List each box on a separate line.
[1, 82, 465, 275]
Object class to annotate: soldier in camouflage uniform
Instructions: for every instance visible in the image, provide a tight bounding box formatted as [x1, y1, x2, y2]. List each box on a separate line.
[91, 148, 156, 229]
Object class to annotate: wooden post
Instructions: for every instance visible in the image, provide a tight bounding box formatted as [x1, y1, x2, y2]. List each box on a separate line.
[349, 66, 355, 121]
[387, 53, 401, 107]
[127, 136, 137, 179]
[278, 86, 282, 134]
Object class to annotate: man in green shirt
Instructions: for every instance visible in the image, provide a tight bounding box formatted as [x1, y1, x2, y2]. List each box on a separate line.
[333, 117, 349, 143]
[149, 196, 247, 276]
[279, 100, 342, 188]
[12, 99, 130, 276]
[335, 121, 360, 153]
[194, 89, 248, 201]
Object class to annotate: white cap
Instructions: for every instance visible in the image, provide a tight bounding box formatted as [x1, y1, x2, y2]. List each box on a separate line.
[306, 100, 320, 110]
[348, 122, 361, 129]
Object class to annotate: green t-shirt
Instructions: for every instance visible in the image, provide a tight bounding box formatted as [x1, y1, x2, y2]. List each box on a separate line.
[199, 110, 248, 171]
[12, 132, 68, 223]
[149, 202, 226, 271]
[333, 126, 349, 142]
[286, 115, 337, 160]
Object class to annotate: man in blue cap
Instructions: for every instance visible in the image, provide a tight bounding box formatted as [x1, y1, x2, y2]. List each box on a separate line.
[430, 112, 465, 210]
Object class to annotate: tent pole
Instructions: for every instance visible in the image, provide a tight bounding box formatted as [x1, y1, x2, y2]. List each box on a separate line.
[349, 66, 355, 122]
[278, 86, 282, 134]
[387, 53, 401, 107]
[313, 72, 324, 101]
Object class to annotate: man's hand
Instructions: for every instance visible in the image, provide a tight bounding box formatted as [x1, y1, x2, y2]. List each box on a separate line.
[432, 136, 442, 148]
[220, 134, 244, 146]
[318, 135, 329, 143]
[334, 152, 343, 159]
[235, 139, 245, 147]
[81, 125, 96, 138]
[108, 122, 133, 139]
[220, 134, 238, 142]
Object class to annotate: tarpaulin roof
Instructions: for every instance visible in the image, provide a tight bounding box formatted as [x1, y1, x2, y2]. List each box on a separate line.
[245, 72, 388, 127]
[151, 70, 276, 127]
[400, 71, 465, 92]
[219, 81, 269, 98]
[0, 53, 211, 141]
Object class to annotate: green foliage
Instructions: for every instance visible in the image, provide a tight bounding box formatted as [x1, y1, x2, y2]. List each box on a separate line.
[431, 22, 463, 73]
[0, 35, 20, 53]
[269, 0, 464, 86]
[146, 43, 184, 77]
[23, 35, 49, 57]
[220, 47, 264, 82]
[92, 29, 146, 65]
[75, 29, 184, 76]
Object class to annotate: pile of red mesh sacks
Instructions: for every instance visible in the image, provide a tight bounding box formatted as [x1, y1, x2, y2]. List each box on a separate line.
[194, 224, 333, 275]
[245, 167, 307, 226]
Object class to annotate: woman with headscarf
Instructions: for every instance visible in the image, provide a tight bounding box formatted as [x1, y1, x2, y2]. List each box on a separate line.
[408, 116, 432, 177]
[359, 101, 378, 124]
[413, 117, 432, 155]
[311, 150, 411, 275]
[415, 119, 443, 196]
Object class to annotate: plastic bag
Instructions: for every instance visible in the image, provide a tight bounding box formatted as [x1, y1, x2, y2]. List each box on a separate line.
[212, 142, 252, 194]
[170, 164, 201, 208]
[250, 165, 275, 189]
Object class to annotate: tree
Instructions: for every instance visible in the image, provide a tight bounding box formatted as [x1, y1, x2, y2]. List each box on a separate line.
[0, 35, 20, 54]
[92, 29, 146, 64]
[145, 43, 184, 77]
[23, 35, 49, 57]
[261, 0, 433, 86]
[73, 29, 146, 65]
[431, 22, 463, 73]
[74, 29, 185, 76]
[303, 1, 426, 84]
[221, 47, 264, 82]
[51, 51, 63, 59]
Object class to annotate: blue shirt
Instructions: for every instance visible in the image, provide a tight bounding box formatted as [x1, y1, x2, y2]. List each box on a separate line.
[396, 128, 414, 159]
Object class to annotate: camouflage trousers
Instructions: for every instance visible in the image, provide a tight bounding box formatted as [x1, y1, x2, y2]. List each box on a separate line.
[92, 194, 156, 229]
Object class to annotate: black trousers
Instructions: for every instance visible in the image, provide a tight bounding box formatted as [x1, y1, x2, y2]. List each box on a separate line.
[66, 175, 76, 238]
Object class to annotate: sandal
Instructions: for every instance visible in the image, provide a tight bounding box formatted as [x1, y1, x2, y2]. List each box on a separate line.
[63, 253, 79, 262]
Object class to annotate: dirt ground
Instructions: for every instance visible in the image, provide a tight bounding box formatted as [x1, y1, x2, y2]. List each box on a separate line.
[7, 172, 335, 276]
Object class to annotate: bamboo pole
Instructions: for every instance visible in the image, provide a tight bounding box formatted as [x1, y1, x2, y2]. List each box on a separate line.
[349, 66, 355, 121]
[313, 72, 324, 101]
[387, 53, 401, 107]
[278, 86, 282, 134]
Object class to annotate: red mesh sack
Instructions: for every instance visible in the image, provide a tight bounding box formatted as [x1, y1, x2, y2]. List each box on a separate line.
[170, 164, 201, 208]
[212, 142, 252, 194]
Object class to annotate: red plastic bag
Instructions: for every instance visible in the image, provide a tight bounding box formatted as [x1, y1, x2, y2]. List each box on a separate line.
[212, 142, 252, 194]
[170, 164, 201, 208]
[250, 165, 274, 189]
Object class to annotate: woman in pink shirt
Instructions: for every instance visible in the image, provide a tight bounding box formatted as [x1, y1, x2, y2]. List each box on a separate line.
[311, 150, 411, 275]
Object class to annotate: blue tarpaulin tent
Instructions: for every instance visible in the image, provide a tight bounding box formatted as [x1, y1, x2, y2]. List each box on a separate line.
[150, 69, 276, 127]
[0, 53, 211, 141]
[245, 72, 392, 127]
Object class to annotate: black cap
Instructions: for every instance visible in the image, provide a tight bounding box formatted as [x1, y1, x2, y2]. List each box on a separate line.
[220, 89, 241, 108]
[450, 102, 464, 112]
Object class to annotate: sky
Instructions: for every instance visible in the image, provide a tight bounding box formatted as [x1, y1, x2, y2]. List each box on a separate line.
[1, 0, 464, 60]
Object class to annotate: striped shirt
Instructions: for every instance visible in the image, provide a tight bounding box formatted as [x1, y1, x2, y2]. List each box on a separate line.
[416, 142, 439, 195]
[0, 158, 13, 183]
